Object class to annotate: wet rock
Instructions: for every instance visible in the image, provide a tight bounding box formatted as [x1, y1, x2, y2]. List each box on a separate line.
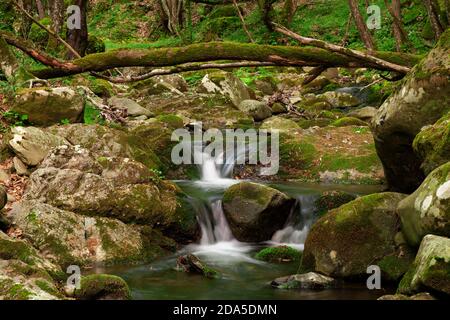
[238, 100, 272, 121]
[108, 97, 154, 118]
[255, 246, 301, 263]
[397, 162, 450, 247]
[271, 272, 337, 289]
[71, 274, 131, 300]
[11, 87, 85, 126]
[222, 182, 295, 242]
[398, 235, 450, 296]
[314, 190, 357, 216]
[8, 126, 68, 166]
[176, 254, 220, 279]
[413, 111, 450, 175]
[301, 193, 415, 281]
[371, 30, 450, 193]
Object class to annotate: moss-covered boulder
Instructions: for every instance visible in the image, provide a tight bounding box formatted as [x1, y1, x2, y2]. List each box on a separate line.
[255, 245, 301, 263]
[108, 97, 154, 118]
[200, 71, 252, 107]
[301, 193, 414, 281]
[271, 272, 336, 290]
[317, 91, 360, 108]
[260, 116, 299, 131]
[398, 235, 450, 296]
[413, 111, 450, 175]
[72, 274, 131, 300]
[314, 190, 357, 216]
[237, 100, 272, 121]
[8, 126, 69, 166]
[397, 162, 450, 247]
[11, 87, 85, 126]
[331, 117, 368, 127]
[176, 254, 220, 279]
[222, 182, 295, 242]
[371, 30, 450, 193]
[8, 200, 175, 268]
[348, 106, 377, 123]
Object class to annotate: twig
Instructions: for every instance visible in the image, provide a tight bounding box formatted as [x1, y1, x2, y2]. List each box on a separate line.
[232, 0, 254, 43]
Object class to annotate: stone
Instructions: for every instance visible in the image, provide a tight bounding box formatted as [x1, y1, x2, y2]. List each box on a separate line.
[347, 106, 377, 122]
[8, 126, 68, 166]
[331, 117, 368, 127]
[255, 246, 301, 263]
[222, 182, 295, 242]
[176, 254, 220, 279]
[72, 274, 131, 300]
[13, 156, 29, 176]
[260, 116, 299, 131]
[271, 272, 337, 290]
[0, 185, 7, 210]
[270, 102, 288, 114]
[301, 193, 414, 280]
[11, 87, 85, 126]
[398, 235, 450, 296]
[319, 91, 360, 108]
[0, 169, 10, 183]
[237, 100, 272, 121]
[397, 162, 450, 247]
[108, 97, 154, 117]
[314, 190, 357, 216]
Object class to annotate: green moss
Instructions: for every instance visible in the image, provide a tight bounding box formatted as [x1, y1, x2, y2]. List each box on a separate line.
[378, 254, 412, 281]
[74, 274, 131, 300]
[34, 279, 63, 298]
[314, 191, 356, 216]
[7, 284, 33, 300]
[279, 136, 317, 169]
[331, 117, 367, 127]
[156, 114, 184, 129]
[255, 246, 301, 263]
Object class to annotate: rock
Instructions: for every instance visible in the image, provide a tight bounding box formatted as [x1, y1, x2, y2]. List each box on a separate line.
[176, 254, 220, 279]
[271, 272, 336, 290]
[108, 97, 154, 118]
[347, 106, 377, 122]
[253, 79, 276, 95]
[331, 117, 368, 127]
[397, 162, 450, 247]
[13, 156, 29, 176]
[377, 292, 436, 300]
[132, 76, 184, 96]
[11, 87, 85, 126]
[222, 182, 295, 242]
[155, 74, 189, 92]
[371, 30, 450, 193]
[301, 193, 415, 280]
[314, 190, 357, 216]
[260, 116, 299, 131]
[398, 235, 450, 296]
[270, 102, 287, 114]
[72, 274, 131, 300]
[255, 246, 301, 263]
[237, 100, 272, 121]
[413, 111, 450, 175]
[319, 91, 360, 108]
[200, 71, 252, 107]
[0, 185, 7, 210]
[8, 126, 68, 166]
[0, 169, 10, 183]
[8, 200, 176, 267]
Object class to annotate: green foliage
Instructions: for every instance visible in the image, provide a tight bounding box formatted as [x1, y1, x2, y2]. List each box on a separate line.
[83, 102, 104, 125]
[2, 111, 29, 127]
[255, 245, 301, 263]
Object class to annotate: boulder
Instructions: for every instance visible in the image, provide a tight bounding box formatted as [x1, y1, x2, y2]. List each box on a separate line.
[237, 100, 272, 121]
[271, 272, 336, 290]
[0, 185, 7, 210]
[377, 292, 436, 300]
[314, 190, 357, 216]
[222, 182, 295, 242]
[260, 116, 299, 131]
[11, 87, 85, 126]
[331, 117, 368, 127]
[413, 111, 450, 175]
[270, 102, 288, 114]
[8, 126, 68, 166]
[176, 254, 220, 279]
[71, 274, 131, 300]
[397, 162, 450, 247]
[371, 30, 450, 193]
[13, 156, 29, 176]
[398, 234, 450, 296]
[108, 97, 154, 118]
[347, 106, 377, 122]
[318, 91, 360, 108]
[8, 200, 175, 268]
[301, 193, 414, 281]
[200, 71, 252, 107]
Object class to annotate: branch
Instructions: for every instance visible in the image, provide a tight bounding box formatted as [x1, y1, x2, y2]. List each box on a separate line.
[232, 0, 254, 43]
[93, 61, 278, 83]
[273, 23, 411, 74]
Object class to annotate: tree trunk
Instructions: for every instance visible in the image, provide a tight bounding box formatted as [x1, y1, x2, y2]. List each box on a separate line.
[66, 0, 88, 59]
[17, 0, 34, 38]
[424, 0, 444, 39]
[348, 0, 376, 51]
[49, 0, 65, 34]
[159, 0, 183, 36]
[385, 0, 409, 52]
[35, 0, 45, 20]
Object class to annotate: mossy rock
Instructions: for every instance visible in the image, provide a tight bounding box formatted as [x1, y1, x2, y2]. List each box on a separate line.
[301, 192, 414, 281]
[398, 235, 450, 296]
[413, 111, 450, 175]
[297, 118, 332, 129]
[331, 117, 368, 127]
[156, 114, 184, 129]
[314, 190, 357, 216]
[260, 116, 299, 131]
[89, 78, 113, 98]
[255, 246, 301, 263]
[73, 274, 131, 300]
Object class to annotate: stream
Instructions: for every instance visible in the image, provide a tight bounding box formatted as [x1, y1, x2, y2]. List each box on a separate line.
[93, 149, 392, 299]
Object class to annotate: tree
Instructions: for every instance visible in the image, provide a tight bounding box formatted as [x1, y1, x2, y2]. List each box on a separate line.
[384, 0, 410, 52]
[348, 0, 376, 51]
[424, 0, 444, 40]
[66, 0, 88, 58]
[35, 0, 45, 20]
[49, 0, 65, 34]
[158, 0, 184, 36]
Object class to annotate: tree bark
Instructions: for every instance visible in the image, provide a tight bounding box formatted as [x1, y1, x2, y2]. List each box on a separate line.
[49, 0, 65, 34]
[66, 0, 88, 58]
[424, 0, 444, 39]
[35, 0, 45, 20]
[348, 0, 376, 51]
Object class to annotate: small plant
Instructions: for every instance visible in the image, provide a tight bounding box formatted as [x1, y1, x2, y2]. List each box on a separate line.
[2, 111, 29, 127]
[149, 168, 165, 182]
[60, 118, 70, 125]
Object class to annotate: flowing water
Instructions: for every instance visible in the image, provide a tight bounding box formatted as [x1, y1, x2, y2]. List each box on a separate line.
[95, 149, 392, 299]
